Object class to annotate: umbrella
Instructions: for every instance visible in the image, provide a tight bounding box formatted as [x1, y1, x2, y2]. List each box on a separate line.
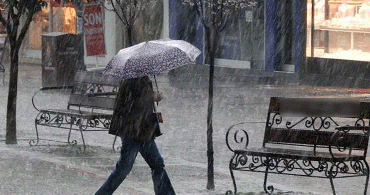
[102, 39, 201, 79]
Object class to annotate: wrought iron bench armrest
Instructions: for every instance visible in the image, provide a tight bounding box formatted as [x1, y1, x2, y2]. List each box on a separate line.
[226, 121, 264, 152]
[32, 86, 73, 111]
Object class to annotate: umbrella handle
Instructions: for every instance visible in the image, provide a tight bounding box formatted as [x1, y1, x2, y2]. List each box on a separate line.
[154, 75, 159, 106]
[154, 75, 159, 93]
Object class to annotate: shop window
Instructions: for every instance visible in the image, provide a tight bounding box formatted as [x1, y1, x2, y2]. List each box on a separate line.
[214, 1, 265, 69]
[51, 2, 76, 34]
[25, 0, 77, 51]
[307, 0, 370, 61]
[215, 17, 242, 61]
[26, 6, 49, 50]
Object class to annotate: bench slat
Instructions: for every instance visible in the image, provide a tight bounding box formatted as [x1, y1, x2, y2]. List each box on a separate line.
[269, 97, 370, 118]
[265, 128, 369, 150]
[40, 109, 112, 118]
[68, 94, 117, 110]
[234, 147, 365, 161]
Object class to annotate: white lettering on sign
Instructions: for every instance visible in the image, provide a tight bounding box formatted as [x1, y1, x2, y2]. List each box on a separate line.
[85, 27, 105, 35]
[84, 12, 103, 26]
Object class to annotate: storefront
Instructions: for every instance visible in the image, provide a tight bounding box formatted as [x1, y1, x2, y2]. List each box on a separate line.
[308, 0, 370, 61]
[306, 0, 370, 87]
[24, 1, 79, 54]
[17, 0, 120, 68]
[215, 1, 265, 70]
[265, 0, 306, 73]
[169, 0, 370, 87]
[12, 0, 370, 87]
[17, 0, 165, 68]
[169, 0, 265, 69]
[253, 0, 370, 86]
[169, 0, 304, 72]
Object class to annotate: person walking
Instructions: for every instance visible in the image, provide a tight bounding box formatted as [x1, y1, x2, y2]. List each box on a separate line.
[95, 76, 175, 195]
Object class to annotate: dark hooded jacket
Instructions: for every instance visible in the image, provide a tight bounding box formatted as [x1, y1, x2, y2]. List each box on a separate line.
[109, 76, 160, 142]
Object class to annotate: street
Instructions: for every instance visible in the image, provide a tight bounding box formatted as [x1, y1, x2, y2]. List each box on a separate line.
[1, 63, 370, 194]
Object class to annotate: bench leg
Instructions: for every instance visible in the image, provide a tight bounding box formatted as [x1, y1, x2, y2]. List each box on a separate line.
[67, 117, 85, 153]
[78, 122, 86, 153]
[67, 118, 77, 145]
[228, 154, 238, 194]
[328, 162, 337, 195]
[263, 157, 274, 195]
[29, 122, 40, 146]
[364, 160, 370, 195]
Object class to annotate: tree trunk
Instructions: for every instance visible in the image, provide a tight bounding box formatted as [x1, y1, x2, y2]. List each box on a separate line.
[6, 43, 19, 144]
[127, 26, 133, 47]
[3, 2, 43, 145]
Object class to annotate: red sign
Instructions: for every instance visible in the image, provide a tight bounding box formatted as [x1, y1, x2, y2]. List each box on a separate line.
[84, 4, 106, 56]
[65, 1, 75, 8]
[50, 1, 59, 7]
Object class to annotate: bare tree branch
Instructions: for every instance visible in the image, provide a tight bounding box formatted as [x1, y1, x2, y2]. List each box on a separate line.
[16, 9, 33, 48]
[0, 10, 7, 27]
[102, 0, 151, 46]
[110, 0, 129, 25]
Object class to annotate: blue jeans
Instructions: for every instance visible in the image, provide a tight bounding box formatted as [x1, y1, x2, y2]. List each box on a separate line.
[95, 138, 175, 195]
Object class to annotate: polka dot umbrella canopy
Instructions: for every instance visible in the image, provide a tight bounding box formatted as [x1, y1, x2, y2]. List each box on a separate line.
[103, 39, 201, 80]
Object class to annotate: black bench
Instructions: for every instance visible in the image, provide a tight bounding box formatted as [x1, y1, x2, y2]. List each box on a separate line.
[226, 97, 370, 195]
[30, 70, 121, 152]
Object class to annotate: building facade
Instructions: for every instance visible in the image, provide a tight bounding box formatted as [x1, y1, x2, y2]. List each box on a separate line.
[169, 0, 304, 73]
[12, 0, 370, 87]
[169, 0, 370, 87]
[16, 0, 122, 68]
[17, 0, 164, 68]
[306, 0, 370, 87]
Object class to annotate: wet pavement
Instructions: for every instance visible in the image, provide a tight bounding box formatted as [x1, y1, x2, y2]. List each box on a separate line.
[1, 63, 370, 194]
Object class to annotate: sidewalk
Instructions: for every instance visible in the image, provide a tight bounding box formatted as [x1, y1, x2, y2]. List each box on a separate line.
[0, 142, 315, 195]
[0, 144, 144, 194]
[1, 63, 370, 194]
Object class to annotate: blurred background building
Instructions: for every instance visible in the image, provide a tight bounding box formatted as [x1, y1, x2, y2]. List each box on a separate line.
[1, 0, 370, 87]
[170, 0, 370, 87]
